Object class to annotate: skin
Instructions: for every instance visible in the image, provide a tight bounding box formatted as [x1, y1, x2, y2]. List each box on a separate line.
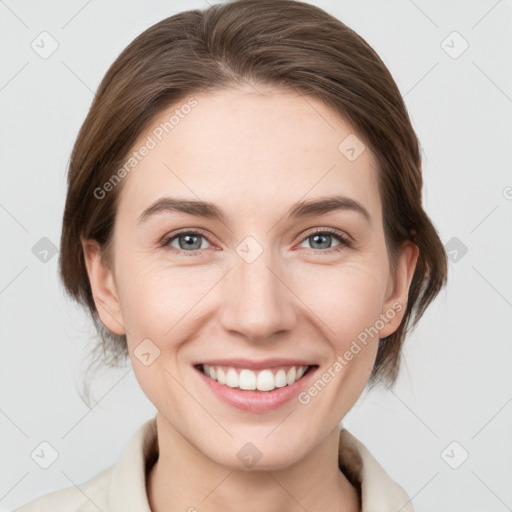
[82, 85, 418, 512]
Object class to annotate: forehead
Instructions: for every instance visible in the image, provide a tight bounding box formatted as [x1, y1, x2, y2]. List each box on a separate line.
[117, 87, 381, 224]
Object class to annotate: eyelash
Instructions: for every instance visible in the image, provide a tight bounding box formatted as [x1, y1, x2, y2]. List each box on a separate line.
[159, 228, 353, 257]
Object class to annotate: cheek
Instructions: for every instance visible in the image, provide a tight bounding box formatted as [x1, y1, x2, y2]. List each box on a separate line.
[115, 254, 219, 347]
[294, 258, 388, 344]
[118, 256, 388, 336]
[115, 240, 389, 346]
[115, 262, 208, 403]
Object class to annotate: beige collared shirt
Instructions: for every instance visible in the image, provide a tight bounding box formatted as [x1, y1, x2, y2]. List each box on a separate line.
[14, 416, 414, 512]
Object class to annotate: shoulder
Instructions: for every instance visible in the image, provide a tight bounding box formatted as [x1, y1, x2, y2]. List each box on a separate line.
[13, 417, 157, 512]
[13, 465, 115, 512]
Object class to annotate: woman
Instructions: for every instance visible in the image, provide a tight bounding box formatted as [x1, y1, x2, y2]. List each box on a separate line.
[15, 0, 447, 510]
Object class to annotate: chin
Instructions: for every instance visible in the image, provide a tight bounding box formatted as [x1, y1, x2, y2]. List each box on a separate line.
[201, 435, 309, 472]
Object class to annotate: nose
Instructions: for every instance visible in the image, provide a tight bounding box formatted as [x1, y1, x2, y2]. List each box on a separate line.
[218, 243, 298, 342]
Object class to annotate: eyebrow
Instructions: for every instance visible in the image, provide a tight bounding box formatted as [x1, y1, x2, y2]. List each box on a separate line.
[138, 194, 372, 226]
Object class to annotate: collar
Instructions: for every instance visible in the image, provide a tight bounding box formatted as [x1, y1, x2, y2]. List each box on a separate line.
[338, 427, 414, 511]
[108, 416, 414, 512]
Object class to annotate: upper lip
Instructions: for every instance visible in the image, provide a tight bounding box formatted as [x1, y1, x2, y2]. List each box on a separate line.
[195, 358, 317, 370]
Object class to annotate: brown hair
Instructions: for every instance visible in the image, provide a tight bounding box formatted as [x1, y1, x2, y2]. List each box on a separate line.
[59, 0, 448, 404]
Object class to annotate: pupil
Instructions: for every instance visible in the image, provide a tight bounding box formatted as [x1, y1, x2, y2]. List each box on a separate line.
[180, 234, 201, 250]
[312, 233, 330, 249]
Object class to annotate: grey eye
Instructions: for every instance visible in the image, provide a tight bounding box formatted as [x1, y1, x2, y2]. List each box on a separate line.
[300, 232, 341, 250]
[168, 232, 210, 251]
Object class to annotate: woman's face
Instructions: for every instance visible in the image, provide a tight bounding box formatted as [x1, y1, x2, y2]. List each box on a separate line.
[84, 85, 417, 469]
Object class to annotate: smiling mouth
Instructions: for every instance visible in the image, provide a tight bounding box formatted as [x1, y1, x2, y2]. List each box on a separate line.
[194, 363, 318, 392]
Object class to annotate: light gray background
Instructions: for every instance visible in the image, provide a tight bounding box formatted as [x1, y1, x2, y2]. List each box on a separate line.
[1, 1, 511, 511]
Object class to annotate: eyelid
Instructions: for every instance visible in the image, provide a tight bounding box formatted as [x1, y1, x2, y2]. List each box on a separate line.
[295, 227, 354, 254]
[299, 226, 353, 244]
[159, 228, 216, 252]
[160, 226, 354, 254]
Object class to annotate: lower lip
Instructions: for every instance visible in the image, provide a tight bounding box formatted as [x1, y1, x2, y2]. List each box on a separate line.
[195, 365, 318, 413]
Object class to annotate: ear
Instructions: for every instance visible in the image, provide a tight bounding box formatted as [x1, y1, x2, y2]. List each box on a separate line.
[81, 237, 126, 336]
[378, 241, 419, 338]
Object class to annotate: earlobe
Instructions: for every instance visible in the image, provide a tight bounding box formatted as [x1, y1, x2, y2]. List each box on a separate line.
[81, 237, 126, 336]
[379, 242, 419, 338]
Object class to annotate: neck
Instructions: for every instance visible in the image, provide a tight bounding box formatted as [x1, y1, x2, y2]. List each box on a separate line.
[146, 414, 360, 512]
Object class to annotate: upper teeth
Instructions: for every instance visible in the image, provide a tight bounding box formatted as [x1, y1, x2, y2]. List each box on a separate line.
[202, 365, 309, 392]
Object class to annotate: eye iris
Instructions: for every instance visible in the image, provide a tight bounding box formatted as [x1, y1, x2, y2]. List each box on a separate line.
[311, 233, 331, 249]
[172, 232, 340, 251]
[179, 234, 202, 250]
